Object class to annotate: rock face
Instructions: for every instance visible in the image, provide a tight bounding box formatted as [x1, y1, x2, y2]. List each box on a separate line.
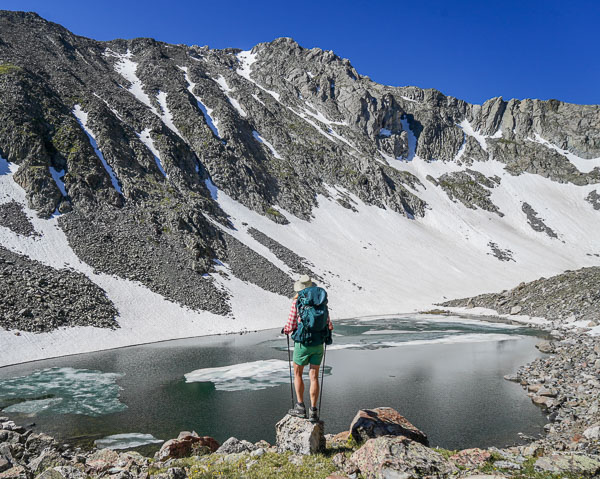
[275, 414, 325, 455]
[0, 9, 599, 337]
[534, 453, 600, 475]
[350, 407, 429, 446]
[350, 435, 456, 479]
[443, 267, 600, 324]
[156, 433, 220, 461]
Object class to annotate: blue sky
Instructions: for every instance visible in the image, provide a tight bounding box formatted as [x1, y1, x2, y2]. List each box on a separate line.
[3, 0, 599, 105]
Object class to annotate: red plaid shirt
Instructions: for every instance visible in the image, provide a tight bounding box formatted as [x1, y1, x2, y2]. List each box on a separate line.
[283, 298, 332, 335]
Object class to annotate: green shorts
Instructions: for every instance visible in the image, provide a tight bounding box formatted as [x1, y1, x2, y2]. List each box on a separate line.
[293, 342, 324, 366]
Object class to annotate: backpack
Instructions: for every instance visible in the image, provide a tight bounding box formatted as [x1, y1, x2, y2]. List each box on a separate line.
[291, 286, 332, 347]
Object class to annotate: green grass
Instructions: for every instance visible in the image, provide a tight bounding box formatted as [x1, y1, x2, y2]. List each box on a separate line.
[266, 207, 282, 216]
[151, 451, 341, 479]
[0, 63, 20, 74]
[480, 457, 583, 479]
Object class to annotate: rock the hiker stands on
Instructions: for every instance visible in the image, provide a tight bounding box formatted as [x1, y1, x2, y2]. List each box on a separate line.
[350, 407, 429, 446]
[276, 414, 325, 455]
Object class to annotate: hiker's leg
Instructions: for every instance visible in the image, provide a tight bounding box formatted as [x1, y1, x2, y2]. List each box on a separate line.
[309, 364, 320, 408]
[293, 363, 305, 403]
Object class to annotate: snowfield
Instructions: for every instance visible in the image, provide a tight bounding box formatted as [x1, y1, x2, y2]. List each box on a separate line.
[1, 130, 599, 366]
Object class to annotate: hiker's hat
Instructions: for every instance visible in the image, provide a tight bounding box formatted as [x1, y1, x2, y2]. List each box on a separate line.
[294, 274, 313, 292]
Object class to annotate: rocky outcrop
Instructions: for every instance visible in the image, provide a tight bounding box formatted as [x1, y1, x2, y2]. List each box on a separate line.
[521, 202, 558, 238]
[349, 435, 456, 479]
[349, 407, 428, 446]
[275, 414, 325, 455]
[436, 170, 502, 216]
[442, 267, 600, 324]
[0, 246, 118, 332]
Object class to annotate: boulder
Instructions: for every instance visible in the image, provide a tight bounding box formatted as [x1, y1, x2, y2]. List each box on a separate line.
[0, 459, 9, 474]
[25, 433, 57, 455]
[216, 437, 257, 454]
[448, 448, 491, 469]
[156, 434, 220, 461]
[275, 415, 325, 455]
[85, 448, 120, 474]
[535, 341, 553, 354]
[349, 407, 428, 446]
[0, 465, 27, 479]
[326, 431, 351, 447]
[29, 449, 63, 474]
[350, 436, 456, 479]
[534, 454, 600, 475]
[584, 425, 600, 440]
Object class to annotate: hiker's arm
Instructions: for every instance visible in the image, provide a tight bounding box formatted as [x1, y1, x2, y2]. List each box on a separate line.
[283, 299, 298, 335]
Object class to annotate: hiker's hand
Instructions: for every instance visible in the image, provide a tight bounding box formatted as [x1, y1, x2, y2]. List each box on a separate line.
[328, 323, 333, 330]
[280, 328, 286, 335]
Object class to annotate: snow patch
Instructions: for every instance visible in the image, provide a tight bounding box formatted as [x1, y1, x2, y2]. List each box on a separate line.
[111, 49, 158, 115]
[156, 90, 183, 137]
[179, 66, 223, 141]
[136, 128, 167, 177]
[49, 167, 67, 197]
[72, 105, 123, 195]
[214, 75, 246, 117]
[252, 131, 283, 159]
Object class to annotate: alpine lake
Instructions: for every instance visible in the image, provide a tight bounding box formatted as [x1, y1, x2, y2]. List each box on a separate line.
[0, 314, 549, 454]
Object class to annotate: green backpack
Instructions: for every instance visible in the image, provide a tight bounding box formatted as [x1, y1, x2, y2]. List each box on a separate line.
[291, 286, 332, 347]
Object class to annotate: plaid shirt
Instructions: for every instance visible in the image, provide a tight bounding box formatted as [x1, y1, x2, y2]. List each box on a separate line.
[283, 297, 332, 335]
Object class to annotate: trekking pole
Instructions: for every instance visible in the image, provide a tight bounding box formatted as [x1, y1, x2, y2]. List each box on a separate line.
[286, 334, 294, 410]
[318, 342, 327, 416]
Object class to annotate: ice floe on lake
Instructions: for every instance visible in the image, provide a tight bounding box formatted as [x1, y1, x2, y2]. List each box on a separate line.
[0, 367, 126, 416]
[95, 433, 163, 450]
[185, 359, 331, 392]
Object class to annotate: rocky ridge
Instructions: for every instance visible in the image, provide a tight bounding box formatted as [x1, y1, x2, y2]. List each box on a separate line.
[442, 267, 600, 324]
[1, 10, 599, 334]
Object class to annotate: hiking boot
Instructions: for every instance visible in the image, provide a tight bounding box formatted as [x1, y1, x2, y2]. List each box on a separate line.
[288, 402, 306, 418]
[308, 406, 319, 423]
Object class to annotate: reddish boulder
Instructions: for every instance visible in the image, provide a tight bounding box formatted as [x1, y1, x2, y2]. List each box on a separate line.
[156, 433, 220, 461]
[350, 407, 428, 445]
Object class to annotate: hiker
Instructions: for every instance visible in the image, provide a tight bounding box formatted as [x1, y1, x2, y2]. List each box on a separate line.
[282, 274, 333, 422]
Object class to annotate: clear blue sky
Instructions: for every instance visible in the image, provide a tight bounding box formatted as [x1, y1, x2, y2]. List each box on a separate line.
[3, 0, 599, 105]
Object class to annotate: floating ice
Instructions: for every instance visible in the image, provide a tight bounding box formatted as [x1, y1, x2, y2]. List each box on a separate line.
[95, 433, 163, 450]
[0, 367, 126, 416]
[185, 359, 331, 391]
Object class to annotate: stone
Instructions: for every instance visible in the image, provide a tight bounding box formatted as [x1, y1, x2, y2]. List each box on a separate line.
[249, 448, 265, 458]
[332, 452, 359, 475]
[0, 466, 27, 479]
[350, 436, 456, 479]
[275, 415, 325, 455]
[536, 341, 553, 354]
[534, 454, 600, 475]
[25, 433, 57, 455]
[583, 425, 600, 440]
[36, 470, 64, 479]
[326, 431, 351, 447]
[493, 460, 522, 470]
[216, 437, 257, 454]
[29, 449, 63, 474]
[537, 386, 558, 397]
[156, 435, 220, 461]
[85, 448, 120, 473]
[510, 305, 522, 315]
[349, 407, 428, 445]
[448, 448, 491, 469]
[0, 460, 9, 474]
